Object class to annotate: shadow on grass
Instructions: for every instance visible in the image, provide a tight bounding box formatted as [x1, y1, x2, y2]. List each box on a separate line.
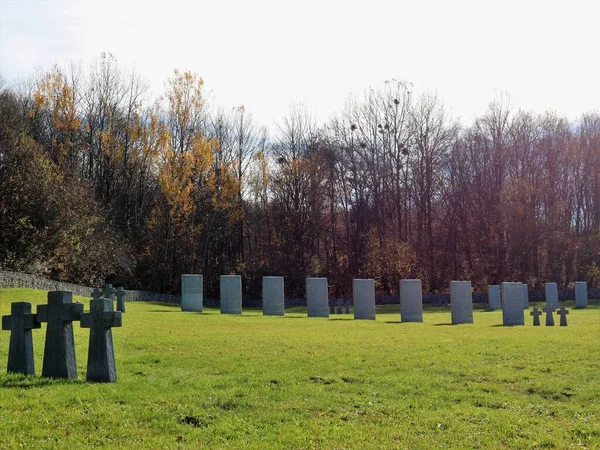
[384, 321, 402, 324]
[433, 323, 455, 326]
[0, 374, 84, 389]
[328, 318, 353, 321]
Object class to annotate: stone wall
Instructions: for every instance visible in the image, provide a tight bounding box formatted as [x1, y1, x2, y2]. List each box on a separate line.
[0, 271, 180, 304]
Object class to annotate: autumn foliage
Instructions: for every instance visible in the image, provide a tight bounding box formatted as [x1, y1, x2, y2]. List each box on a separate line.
[1, 57, 600, 298]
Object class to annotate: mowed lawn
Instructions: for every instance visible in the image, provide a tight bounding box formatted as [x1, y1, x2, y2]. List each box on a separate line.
[0, 289, 599, 449]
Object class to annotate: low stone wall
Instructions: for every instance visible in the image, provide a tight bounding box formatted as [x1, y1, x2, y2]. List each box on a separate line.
[0, 271, 92, 297]
[0, 271, 180, 304]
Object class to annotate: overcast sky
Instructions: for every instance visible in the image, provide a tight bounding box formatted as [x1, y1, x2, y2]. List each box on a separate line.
[1, 0, 599, 128]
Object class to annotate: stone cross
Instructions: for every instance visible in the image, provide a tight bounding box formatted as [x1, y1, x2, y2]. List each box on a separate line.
[37, 291, 84, 379]
[115, 287, 126, 313]
[80, 298, 122, 382]
[529, 307, 542, 326]
[2, 302, 41, 375]
[543, 306, 555, 326]
[557, 306, 569, 326]
[91, 288, 102, 300]
[102, 284, 116, 301]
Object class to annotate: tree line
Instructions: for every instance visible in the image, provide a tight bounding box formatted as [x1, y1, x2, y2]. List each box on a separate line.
[1, 54, 599, 298]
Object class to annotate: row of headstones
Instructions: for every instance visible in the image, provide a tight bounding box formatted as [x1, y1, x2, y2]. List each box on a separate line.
[492, 282, 573, 326]
[182, 275, 576, 326]
[183, 275, 468, 323]
[1, 285, 125, 381]
[488, 281, 589, 310]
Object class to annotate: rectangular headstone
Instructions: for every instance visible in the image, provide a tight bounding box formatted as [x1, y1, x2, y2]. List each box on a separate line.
[181, 274, 203, 312]
[262, 276, 285, 316]
[575, 281, 588, 308]
[353, 279, 375, 320]
[522, 284, 529, 309]
[545, 282, 559, 308]
[220, 275, 242, 314]
[306, 278, 329, 317]
[400, 279, 423, 322]
[450, 281, 473, 324]
[501, 282, 524, 326]
[488, 285, 501, 310]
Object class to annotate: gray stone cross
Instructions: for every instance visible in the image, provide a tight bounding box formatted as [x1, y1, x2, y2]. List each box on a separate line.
[80, 298, 122, 382]
[115, 287, 126, 313]
[529, 307, 542, 326]
[557, 306, 569, 327]
[543, 306, 555, 326]
[91, 288, 102, 300]
[37, 291, 84, 379]
[2, 302, 41, 375]
[102, 284, 116, 301]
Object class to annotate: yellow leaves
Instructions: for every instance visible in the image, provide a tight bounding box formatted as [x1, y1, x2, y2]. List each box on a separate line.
[158, 135, 218, 222]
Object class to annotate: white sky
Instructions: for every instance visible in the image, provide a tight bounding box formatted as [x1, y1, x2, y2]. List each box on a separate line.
[1, 0, 599, 128]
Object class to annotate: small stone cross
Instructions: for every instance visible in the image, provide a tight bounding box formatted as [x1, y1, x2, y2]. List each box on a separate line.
[37, 291, 84, 379]
[91, 288, 102, 300]
[543, 305, 555, 326]
[2, 302, 41, 375]
[102, 284, 116, 301]
[80, 298, 122, 382]
[557, 306, 569, 327]
[115, 287, 126, 313]
[530, 307, 542, 326]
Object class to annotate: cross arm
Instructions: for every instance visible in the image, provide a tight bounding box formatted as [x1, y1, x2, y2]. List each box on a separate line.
[64, 303, 84, 321]
[24, 314, 41, 329]
[36, 305, 48, 322]
[80, 313, 91, 329]
[1, 315, 12, 331]
[103, 311, 122, 328]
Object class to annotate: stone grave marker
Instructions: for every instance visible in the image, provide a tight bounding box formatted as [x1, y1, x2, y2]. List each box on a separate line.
[37, 291, 84, 379]
[115, 287, 126, 313]
[543, 305, 555, 326]
[181, 274, 203, 312]
[353, 279, 375, 320]
[345, 299, 351, 314]
[545, 282, 559, 308]
[575, 281, 588, 309]
[501, 282, 524, 326]
[102, 284, 116, 301]
[522, 284, 529, 309]
[220, 275, 242, 314]
[263, 276, 285, 316]
[91, 288, 102, 300]
[330, 304, 335, 314]
[450, 281, 473, 324]
[557, 306, 569, 326]
[2, 302, 41, 375]
[488, 285, 501, 310]
[80, 298, 122, 382]
[306, 278, 329, 318]
[335, 298, 341, 314]
[400, 279, 423, 322]
[529, 307, 542, 326]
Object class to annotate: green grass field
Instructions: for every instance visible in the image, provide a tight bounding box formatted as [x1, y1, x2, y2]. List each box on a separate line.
[0, 288, 598, 449]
